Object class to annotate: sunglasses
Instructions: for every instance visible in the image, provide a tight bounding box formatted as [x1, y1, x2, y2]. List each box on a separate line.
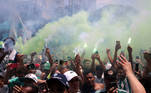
[86, 77, 93, 79]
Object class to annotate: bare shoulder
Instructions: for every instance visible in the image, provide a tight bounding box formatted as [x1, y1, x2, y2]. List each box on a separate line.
[95, 83, 104, 90]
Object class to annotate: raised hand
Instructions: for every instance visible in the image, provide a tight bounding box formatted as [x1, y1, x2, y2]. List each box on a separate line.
[117, 55, 133, 75]
[143, 51, 151, 61]
[127, 45, 132, 54]
[117, 55, 146, 93]
[107, 87, 118, 93]
[113, 41, 121, 65]
[75, 54, 81, 65]
[115, 41, 121, 51]
[91, 52, 100, 61]
[91, 54, 95, 61]
[95, 53, 101, 61]
[45, 48, 53, 65]
[13, 85, 23, 93]
[45, 48, 50, 55]
[50, 62, 58, 72]
[106, 48, 111, 54]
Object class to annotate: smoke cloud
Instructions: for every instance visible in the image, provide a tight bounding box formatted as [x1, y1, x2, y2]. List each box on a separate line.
[0, 0, 151, 59]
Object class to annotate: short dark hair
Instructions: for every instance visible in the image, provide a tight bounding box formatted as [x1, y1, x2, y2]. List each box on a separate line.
[23, 83, 38, 93]
[47, 79, 67, 92]
[83, 70, 93, 76]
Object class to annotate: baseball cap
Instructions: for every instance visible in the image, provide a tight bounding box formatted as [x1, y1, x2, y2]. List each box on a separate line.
[35, 63, 40, 68]
[105, 62, 112, 70]
[35, 70, 42, 78]
[47, 73, 69, 88]
[25, 73, 38, 83]
[43, 61, 50, 70]
[64, 70, 78, 81]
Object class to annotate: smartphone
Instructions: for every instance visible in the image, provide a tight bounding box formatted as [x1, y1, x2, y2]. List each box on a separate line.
[116, 41, 120, 46]
[136, 56, 139, 59]
[95, 51, 99, 54]
[135, 63, 139, 72]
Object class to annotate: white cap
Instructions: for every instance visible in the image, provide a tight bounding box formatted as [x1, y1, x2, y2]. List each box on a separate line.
[35, 70, 42, 77]
[105, 62, 112, 70]
[25, 73, 38, 83]
[64, 70, 78, 81]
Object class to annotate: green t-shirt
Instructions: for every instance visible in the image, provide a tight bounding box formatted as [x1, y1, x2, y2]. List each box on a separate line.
[8, 77, 24, 87]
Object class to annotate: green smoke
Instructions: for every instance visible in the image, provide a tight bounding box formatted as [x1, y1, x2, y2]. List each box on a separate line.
[16, 4, 151, 59]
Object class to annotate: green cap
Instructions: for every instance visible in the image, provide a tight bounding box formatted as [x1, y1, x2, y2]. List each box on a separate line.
[0, 41, 4, 48]
[43, 61, 50, 70]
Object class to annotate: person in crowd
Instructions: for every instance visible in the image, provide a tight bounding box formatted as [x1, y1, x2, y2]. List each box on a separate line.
[91, 53, 105, 84]
[0, 75, 9, 93]
[117, 55, 146, 93]
[46, 73, 69, 93]
[81, 71, 105, 93]
[64, 70, 81, 93]
[12, 82, 38, 93]
[0, 37, 149, 93]
[140, 51, 151, 93]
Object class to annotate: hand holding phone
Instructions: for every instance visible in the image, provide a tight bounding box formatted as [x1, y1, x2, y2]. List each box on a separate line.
[115, 41, 121, 51]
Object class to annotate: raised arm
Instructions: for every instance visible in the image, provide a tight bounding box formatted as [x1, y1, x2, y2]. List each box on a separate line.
[91, 54, 96, 72]
[45, 48, 53, 65]
[127, 45, 134, 69]
[95, 53, 105, 70]
[30, 52, 36, 63]
[118, 55, 146, 93]
[74, 54, 84, 84]
[113, 41, 121, 68]
[113, 41, 121, 62]
[106, 48, 113, 63]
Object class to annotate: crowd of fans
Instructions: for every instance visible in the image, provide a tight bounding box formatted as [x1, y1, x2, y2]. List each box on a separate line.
[0, 37, 150, 93]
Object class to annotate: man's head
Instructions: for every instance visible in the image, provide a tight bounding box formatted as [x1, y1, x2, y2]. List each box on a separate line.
[3, 37, 15, 52]
[64, 70, 80, 93]
[144, 51, 151, 62]
[0, 75, 4, 88]
[11, 77, 38, 93]
[21, 83, 38, 93]
[104, 67, 118, 81]
[47, 73, 69, 93]
[58, 66, 68, 74]
[96, 66, 104, 78]
[84, 72, 95, 86]
[104, 67, 118, 91]
[38, 83, 48, 93]
[83, 59, 91, 68]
